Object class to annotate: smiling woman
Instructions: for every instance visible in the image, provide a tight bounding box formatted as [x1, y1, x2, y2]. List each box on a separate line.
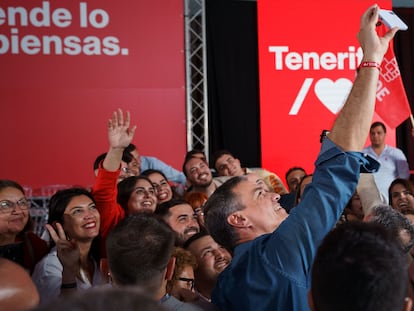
[31, 188, 103, 306]
[0, 180, 48, 274]
[116, 175, 158, 214]
[141, 169, 177, 204]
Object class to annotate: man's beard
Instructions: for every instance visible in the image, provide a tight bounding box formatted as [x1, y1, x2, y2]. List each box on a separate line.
[175, 227, 199, 246]
[194, 177, 213, 188]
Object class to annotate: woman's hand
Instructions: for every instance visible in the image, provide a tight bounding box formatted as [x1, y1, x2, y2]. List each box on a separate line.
[46, 222, 79, 280]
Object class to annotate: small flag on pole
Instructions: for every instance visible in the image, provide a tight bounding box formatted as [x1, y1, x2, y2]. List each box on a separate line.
[374, 24, 412, 129]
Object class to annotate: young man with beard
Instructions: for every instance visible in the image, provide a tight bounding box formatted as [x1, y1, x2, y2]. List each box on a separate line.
[155, 199, 200, 246]
[212, 149, 287, 195]
[183, 152, 231, 198]
[184, 231, 232, 304]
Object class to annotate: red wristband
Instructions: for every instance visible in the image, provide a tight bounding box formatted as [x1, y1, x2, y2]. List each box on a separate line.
[358, 61, 381, 72]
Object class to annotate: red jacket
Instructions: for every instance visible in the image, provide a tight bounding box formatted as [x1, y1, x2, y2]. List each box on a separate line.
[91, 166, 125, 258]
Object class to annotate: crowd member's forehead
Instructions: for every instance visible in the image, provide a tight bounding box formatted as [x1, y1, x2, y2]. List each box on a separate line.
[185, 157, 208, 172]
[188, 235, 217, 254]
[370, 125, 385, 133]
[134, 178, 154, 189]
[0, 186, 24, 199]
[170, 203, 194, 216]
[391, 182, 409, 192]
[246, 173, 268, 190]
[246, 172, 260, 183]
[214, 152, 233, 167]
[287, 168, 305, 180]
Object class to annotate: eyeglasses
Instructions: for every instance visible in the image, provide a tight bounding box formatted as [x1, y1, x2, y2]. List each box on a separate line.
[178, 277, 195, 291]
[0, 199, 31, 213]
[118, 167, 134, 182]
[121, 167, 133, 174]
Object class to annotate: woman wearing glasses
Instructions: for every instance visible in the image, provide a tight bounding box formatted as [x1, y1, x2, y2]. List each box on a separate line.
[0, 179, 48, 274]
[32, 187, 103, 306]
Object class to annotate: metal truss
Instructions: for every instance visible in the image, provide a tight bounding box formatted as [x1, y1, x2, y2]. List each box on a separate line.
[184, 0, 209, 161]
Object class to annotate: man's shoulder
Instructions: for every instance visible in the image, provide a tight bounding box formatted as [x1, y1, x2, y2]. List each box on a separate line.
[247, 167, 279, 179]
[385, 144, 403, 152]
[141, 156, 168, 171]
[247, 167, 269, 174]
[141, 155, 160, 163]
[162, 295, 203, 311]
[213, 176, 232, 185]
[362, 145, 372, 152]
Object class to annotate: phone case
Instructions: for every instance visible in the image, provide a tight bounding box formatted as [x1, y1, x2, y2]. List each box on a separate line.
[379, 9, 408, 31]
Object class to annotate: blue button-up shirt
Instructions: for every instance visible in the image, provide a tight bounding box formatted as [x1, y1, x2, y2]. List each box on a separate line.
[141, 156, 187, 186]
[212, 139, 379, 311]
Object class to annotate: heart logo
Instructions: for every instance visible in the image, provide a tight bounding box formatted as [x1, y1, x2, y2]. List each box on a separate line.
[314, 78, 353, 114]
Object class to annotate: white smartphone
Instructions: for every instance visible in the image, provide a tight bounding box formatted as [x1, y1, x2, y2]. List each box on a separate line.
[378, 9, 408, 31]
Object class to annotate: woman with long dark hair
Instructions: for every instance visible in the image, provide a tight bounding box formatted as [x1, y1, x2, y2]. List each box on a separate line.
[32, 187, 103, 305]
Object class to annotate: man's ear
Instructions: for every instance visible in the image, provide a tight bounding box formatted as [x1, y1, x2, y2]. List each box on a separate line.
[404, 297, 413, 311]
[308, 290, 315, 311]
[227, 212, 248, 228]
[165, 256, 176, 281]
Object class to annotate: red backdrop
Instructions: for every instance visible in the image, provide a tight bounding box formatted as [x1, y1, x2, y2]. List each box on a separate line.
[257, 0, 396, 182]
[0, 0, 186, 191]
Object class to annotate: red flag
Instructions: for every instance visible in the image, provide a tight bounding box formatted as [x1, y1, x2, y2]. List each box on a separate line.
[374, 25, 411, 129]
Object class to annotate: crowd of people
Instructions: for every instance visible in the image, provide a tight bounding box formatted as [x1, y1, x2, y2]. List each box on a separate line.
[1, 5, 414, 311]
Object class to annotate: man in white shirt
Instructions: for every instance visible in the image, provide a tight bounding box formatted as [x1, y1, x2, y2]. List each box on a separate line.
[362, 121, 410, 202]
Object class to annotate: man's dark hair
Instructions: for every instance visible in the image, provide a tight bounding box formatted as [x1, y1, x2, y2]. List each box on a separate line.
[125, 143, 137, 154]
[311, 221, 408, 311]
[32, 286, 167, 311]
[106, 214, 175, 291]
[154, 198, 190, 218]
[284, 166, 306, 184]
[183, 229, 209, 249]
[211, 149, 234, 172]
[203, 176, 247, 252]
[370, 121, 387, 133]
[94, 151, 134, 171]
[122, 149, 134, 164]
[182, 149, 207, 177]
[117, 175, 154, 212]
[93, 153, 107, 171]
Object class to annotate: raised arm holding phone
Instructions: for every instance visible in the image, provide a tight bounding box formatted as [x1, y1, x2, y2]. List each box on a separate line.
[203, 5, 400, 311]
